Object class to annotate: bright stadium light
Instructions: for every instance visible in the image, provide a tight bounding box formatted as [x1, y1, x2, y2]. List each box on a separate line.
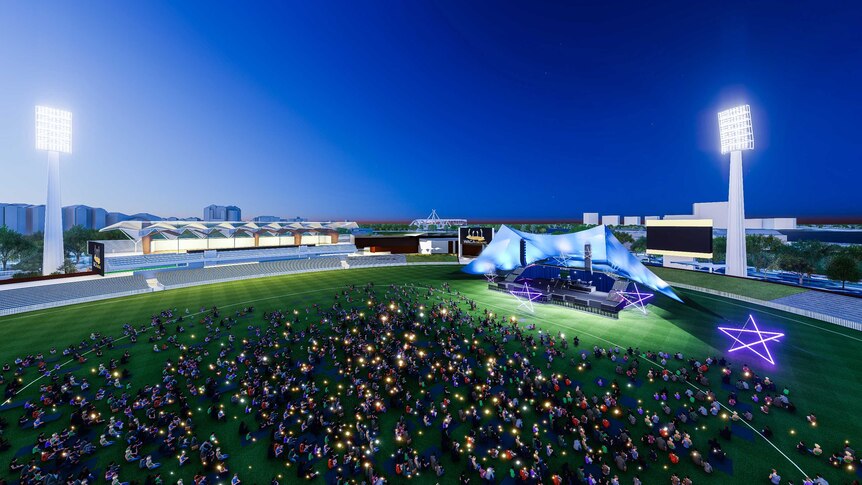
[718, 105, 753, 154]
[35, 105, 72, 275]
[35, 106, 73, 154]
[717, 104, 754, 278]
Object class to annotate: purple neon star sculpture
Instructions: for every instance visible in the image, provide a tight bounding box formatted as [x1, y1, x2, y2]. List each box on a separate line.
[616, 283, 654, 315]
[718, 315, 784, 365]
[510, 282, 542, 313]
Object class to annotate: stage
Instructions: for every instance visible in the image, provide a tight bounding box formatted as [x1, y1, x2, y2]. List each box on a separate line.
[491, 272, 629, 318]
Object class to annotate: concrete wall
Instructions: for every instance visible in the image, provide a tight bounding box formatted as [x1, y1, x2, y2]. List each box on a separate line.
[693, 202, 728, 229]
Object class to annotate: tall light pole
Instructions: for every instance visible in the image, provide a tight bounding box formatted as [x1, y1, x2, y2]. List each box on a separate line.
[718, 104, 754, 278]
[35, 106, 72, 275]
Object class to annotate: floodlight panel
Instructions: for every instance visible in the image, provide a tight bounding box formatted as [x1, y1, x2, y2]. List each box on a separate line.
[718, 104, 753, 154]
[35, 106, 72, 153]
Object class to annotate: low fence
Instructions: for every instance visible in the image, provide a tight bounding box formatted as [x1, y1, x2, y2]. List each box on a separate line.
[670, 282, 862, 332]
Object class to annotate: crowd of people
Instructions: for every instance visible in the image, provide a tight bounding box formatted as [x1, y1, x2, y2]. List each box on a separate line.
[0, 282, 858, 484]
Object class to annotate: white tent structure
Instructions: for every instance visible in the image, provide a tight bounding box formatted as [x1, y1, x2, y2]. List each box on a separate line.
[101, 220, 358, 254]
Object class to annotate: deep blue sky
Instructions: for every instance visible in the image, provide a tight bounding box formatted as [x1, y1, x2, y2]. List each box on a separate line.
[1, 2, 860, 220]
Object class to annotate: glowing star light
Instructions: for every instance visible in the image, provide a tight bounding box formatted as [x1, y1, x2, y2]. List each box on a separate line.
[616, 283, 654, 315]
[553, 252, 574, 267]
[718, 315, 783, 365]
[510, 282, 542, 313]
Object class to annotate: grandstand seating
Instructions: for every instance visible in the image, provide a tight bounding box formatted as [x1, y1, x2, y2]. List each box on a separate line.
[215, 244, 356, 260]
[105, 253, 203, 272]
[0, 275, 151, 315]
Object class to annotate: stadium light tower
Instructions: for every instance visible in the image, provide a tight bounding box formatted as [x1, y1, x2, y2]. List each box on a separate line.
[718, 104, 754, 278]
[35, 106, 72, 275]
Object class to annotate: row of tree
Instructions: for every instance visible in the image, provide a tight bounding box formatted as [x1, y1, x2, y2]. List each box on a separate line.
[0, 225, 125, 276]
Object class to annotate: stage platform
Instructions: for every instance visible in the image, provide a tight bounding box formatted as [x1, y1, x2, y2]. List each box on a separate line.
[492, 276, 627, 318]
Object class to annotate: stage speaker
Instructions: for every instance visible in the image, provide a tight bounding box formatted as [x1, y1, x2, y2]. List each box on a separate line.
[585, 243, 592, 273]
[520, 239, 527, 267]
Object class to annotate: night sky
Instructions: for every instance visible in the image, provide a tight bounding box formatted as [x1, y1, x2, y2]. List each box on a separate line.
[1, 2, 860, 220]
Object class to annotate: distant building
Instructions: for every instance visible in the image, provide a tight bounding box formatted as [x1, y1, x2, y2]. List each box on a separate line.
[27, 205, 45, 235]
[583, 212, 599, 225]
[253, 215, 281, 223]
[689, 202, 796, 230]
[601, 215, 621, 226]
[59, 205, 112, 230]
[62, 205, 91, 230]
[91, 207, 107, 229]
[226, 206, 241, 221]
[1, 204, 29, 234]
[204, 204, 242, 222]
[623, 216, 641, 226]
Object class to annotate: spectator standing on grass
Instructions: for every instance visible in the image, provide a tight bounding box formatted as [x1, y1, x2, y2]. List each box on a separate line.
[770, 469, 782, 484]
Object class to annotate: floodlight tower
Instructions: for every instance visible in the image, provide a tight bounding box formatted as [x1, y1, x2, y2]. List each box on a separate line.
[717, 105, 754, 278]
[35, 106, 73, 275]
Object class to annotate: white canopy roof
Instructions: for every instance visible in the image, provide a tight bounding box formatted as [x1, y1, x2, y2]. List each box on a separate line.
[101, 220, 358, 241]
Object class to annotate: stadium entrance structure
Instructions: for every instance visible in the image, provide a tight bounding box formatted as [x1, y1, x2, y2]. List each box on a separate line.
[101, 220, 358, 254]
[464, 225, 681, 317]
[409, 209, 467, 230]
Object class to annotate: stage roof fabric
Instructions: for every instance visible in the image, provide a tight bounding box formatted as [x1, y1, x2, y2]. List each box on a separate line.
[463, 225, 682, 302]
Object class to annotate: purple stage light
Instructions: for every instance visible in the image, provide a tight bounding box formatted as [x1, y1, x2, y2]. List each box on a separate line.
[616, 283, 654, 315]
[510, 282, 542, 313]
[718, 315, 784, 365]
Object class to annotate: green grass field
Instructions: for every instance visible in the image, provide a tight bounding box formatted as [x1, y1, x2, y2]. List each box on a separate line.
[650, 266, 809, 301]
[0, 265, 859, 484]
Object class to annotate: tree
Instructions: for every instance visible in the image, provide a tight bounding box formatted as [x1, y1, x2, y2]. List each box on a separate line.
[612, 231, 635, 246]
[776, 255, 814, 286]
[13, 232, 44, 275]
[711, 237, 726, 264]
[0, 226, 29, 271]
[781, 240, 833, 274]
[746, 235, 783, 272]
[630, 236, 647, 254]
[61, 257, 78, 275]
[826, 255, 861, 289]
[64, 225, 99, 263]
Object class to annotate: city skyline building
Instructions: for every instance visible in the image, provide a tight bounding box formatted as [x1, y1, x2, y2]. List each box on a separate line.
[203, 204, 242, 222]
